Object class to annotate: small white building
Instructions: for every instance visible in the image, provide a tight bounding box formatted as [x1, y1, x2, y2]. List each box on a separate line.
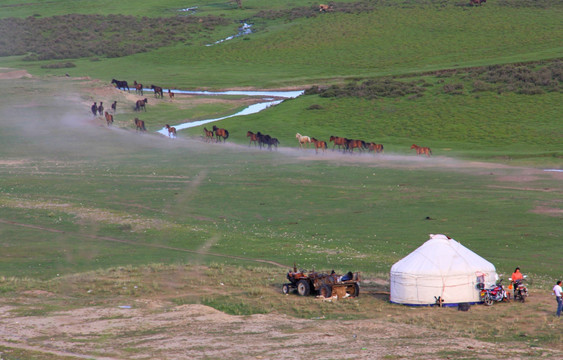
[390, 234, 498, 306]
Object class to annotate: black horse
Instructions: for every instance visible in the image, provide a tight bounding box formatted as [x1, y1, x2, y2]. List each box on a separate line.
[111, 79, 130, 92]
[91, 102, 98, 116]
[97, 101, 104, 116]
[257, 132, 279, 150]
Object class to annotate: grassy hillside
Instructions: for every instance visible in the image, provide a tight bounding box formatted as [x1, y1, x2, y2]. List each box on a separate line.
[0, 0, 561, 87]
[0, 77, 561, 282]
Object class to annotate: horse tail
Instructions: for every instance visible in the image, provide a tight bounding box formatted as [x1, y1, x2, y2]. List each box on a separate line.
[224, 129, 229, 140]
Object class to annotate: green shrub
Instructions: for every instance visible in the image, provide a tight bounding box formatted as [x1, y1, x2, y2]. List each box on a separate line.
[40, 62, 76, 69]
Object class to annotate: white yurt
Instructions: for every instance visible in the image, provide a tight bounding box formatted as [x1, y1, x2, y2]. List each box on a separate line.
[390, 234, 498, 306]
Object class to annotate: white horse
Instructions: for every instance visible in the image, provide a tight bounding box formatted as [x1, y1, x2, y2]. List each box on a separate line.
[296, 133, 312, 149]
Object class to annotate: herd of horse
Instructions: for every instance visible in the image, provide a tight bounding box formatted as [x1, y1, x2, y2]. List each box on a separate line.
[107, 79, 432, 155]
[202, 126, 230, 143]
[112, 78, 173, 103]
[247, 131, 280, 150]
[295, 134, 431, 156]
[296, 134, 385, 155]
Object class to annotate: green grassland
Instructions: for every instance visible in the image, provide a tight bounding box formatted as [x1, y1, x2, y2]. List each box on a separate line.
[1, 1, 562, 87]
[0, 2, 561, 356]
[0, 0, 560, 281]
[0, 77, 561, 284]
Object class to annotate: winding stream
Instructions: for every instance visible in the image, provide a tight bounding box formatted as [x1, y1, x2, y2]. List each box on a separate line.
[148, 89, 304, 136]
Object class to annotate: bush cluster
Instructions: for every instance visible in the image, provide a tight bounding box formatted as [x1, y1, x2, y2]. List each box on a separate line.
[255, 1, 383, 21]
[443, 83, 464, 95]
[468, 61, 562, 94]
[40, 62, 76, 69]
[306, 61, 562, 100]
[254, 0, 502, 21]
[307, 78, 428, 99]
[0, 14, 229, 61]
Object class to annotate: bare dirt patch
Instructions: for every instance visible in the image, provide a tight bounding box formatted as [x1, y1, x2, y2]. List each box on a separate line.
[0, 289, 560, 360]
[530, 206, 563, 217]
[0, 69, 32, 79]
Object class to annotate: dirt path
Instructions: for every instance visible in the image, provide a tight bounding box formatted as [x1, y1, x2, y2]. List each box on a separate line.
[1, 301, 556, 360]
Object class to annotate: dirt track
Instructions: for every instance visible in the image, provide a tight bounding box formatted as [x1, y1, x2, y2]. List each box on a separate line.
[1, 297, 559, 360]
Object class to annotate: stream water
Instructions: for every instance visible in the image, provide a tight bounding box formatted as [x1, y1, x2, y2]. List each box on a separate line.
[149, 89, 304, 136]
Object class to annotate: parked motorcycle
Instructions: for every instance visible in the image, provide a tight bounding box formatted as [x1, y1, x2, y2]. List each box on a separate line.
[479, 279, 509, 306]
[509, 275, 529, 302]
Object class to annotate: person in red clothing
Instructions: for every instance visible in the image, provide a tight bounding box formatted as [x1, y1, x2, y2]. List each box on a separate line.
[511, 267, 524, 298]
[512, 267, 523, 282]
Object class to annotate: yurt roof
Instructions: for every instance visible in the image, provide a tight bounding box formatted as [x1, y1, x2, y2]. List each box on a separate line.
[390, 234, 495, 276]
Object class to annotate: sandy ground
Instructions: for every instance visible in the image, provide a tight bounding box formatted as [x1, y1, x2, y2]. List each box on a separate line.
[0, 68, 32, 79]
[1, 297, 559, 360]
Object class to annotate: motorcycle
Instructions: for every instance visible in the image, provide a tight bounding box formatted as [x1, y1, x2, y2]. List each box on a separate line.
[479, 279, 509, 306]
[509, 275, 529, 302]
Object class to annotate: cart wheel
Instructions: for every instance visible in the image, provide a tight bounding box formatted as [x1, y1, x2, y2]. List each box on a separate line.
[282, 284, 290, 295]
[320, 284, 332, 298]
[346, 283, 360, 297]
[297, 280, 311, 296]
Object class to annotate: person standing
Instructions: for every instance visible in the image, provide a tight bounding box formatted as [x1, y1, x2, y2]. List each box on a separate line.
[553, 280, 562, 317]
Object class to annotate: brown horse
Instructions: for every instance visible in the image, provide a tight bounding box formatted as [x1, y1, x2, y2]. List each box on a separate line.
[111, 101, 117, 113]
[151, 85, 164, 98]
[329, 135, 348, 151]
[411, 144, 432, 156]
[133, 81, 143, 95]
[104, 111, 113, 126]
[296, 133, 312, 149]
[311, 138, 328, 154]
[168, 89, 174, 100]
[135, 98, 148, 112]
[346, 139, 367, 153]
[134, 118, 146, 132]
[367, 142, 384, 154]
[247, 131, 259, 147]
[204, 127, 214, 142]
[165, 124, 177, 138]
[213, 125, 229, 142]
